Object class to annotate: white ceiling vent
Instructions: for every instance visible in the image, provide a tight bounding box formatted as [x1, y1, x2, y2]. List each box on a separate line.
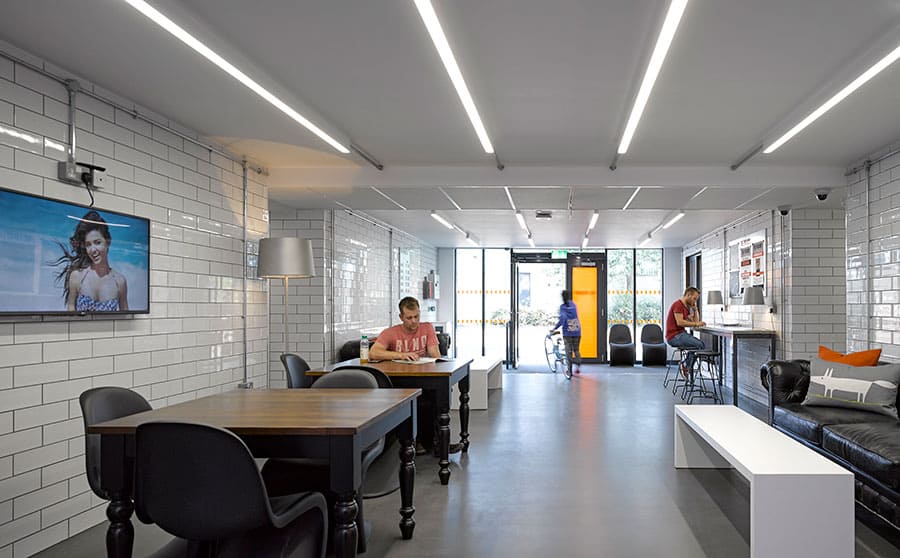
[535, 210, 553, 220]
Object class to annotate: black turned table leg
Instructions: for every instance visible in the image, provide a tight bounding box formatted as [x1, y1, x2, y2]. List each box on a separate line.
[334, 492, 359, 558]
[398, 435, 416, 539]
[437, 407, 451, 485]
[458, 373, 470, 452]
[732, 337, 739, 408]
[106, 493, 134, 558]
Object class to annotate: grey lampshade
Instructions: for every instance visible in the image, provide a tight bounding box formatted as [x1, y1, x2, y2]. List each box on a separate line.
[707, 290, 723, 305]
[257, 237, 315, 278]
[741, 286, 765, 306]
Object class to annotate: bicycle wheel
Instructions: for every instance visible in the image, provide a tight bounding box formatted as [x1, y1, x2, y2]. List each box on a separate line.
[544, 335, 559, 373]
[561, 347, 572, 380]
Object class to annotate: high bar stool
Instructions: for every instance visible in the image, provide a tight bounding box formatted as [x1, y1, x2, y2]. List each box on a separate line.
[686, 350, 722, 404]
[664, 347, 684, 389]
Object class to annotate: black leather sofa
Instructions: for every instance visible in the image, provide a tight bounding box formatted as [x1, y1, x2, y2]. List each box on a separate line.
[761, 359, 900, 531]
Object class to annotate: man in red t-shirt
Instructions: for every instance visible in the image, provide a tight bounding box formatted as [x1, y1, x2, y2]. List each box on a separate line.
[370, 297, 460, 456]
[665, 287, 706, 377]
[370, 297, 440, 361]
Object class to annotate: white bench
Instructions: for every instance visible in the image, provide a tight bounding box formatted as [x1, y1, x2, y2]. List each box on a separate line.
[674, 405, 853, 558]
[451, 357, 502, 410]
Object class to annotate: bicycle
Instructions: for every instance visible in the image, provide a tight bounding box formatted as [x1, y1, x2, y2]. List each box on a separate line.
[544, 330, 571, 379]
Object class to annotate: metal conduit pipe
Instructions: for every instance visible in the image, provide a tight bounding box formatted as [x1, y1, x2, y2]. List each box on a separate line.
[239, 161, 252, 388]
[864, 161, 872, 349]
[0, 49, 266, 173]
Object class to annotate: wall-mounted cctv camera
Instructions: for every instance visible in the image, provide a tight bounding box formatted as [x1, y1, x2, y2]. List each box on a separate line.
[777, 205, 791, 216]
[815, 187, 830, 201]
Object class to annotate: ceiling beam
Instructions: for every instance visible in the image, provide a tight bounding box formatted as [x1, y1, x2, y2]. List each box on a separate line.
[268, 164, 845, 191]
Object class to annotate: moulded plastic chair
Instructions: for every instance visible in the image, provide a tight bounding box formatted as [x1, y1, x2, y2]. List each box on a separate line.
[79, 387, 188, 558]
[261, 369, 384, 553]
[608, 324, 636, 366]
[332, 366, 402, 499]
[136, 422, 328, 558]
[640, 324, 667, 366]
[333, 365, 393, 389]
[281, 353, 312, 388]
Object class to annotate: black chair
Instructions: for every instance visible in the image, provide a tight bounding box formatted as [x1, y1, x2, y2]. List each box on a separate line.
[333, 364, 393, 389]
[640, 324, 667, 366]
[608, 324, 636, 366]
[437, 332, 451, 356]
[261, 369, 384, 553]
[332, 365, 402, 499]
[281, 353, 312, 388]
[136, 422, 328, 558]
[79, 387, 187, 558]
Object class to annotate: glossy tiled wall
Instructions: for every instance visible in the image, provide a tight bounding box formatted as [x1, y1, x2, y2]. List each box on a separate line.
[265, 208, 437, 385]
[0, 41, 269, 556]
[846, 141, 900, 360]
[683, 206, 847, 404]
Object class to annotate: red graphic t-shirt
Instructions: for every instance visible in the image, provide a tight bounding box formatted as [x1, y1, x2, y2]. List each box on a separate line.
[376, 323, 438, 357]
[665, 299, 693, 341]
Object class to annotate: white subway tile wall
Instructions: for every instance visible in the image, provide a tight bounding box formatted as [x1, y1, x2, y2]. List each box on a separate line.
[265, 208, 437, 386]
[683, 208, 847, 404]
[846, 141, 900, 360]
[0, 43, 269, 556]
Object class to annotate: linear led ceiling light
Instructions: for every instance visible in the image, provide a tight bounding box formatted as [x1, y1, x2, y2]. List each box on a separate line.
[466, 234, 479, 247]
[622, 187, 641, 210]
[413, 0, 494, 154]
[588, 211, 600, 231]
[764, 43, 900, 154]
[639, 234, 652, 247]
[121, 0, 349, 153]
[431, 212, 455, 229]
[617, 0, 689, 154]
[527, 234, 535, 248]
[662, 211, 685, 229]
[515, 211, 528, 231]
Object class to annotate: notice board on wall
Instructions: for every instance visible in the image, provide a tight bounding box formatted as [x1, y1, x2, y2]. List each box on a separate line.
[729, 230, 766, 298]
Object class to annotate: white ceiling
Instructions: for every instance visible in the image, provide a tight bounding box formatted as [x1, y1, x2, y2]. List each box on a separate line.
[1, 0, 896, 247]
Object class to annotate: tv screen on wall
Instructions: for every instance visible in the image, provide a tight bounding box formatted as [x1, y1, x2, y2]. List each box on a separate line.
[0, 187, 150, 315]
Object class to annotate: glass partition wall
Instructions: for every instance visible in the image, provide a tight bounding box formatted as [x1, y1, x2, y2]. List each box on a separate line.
[456, 248, 661, 364]
[454, 249, 510, 359]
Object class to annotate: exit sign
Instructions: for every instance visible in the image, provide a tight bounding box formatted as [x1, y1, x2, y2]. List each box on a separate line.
[551, 250, 568, 259]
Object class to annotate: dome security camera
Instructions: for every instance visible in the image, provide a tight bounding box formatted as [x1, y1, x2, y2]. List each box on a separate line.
[778, 205, 791, 216]
[815, 188, 830, 201]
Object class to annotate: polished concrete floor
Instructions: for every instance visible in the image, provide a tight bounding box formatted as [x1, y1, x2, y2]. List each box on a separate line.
[38, 366, 900, 557]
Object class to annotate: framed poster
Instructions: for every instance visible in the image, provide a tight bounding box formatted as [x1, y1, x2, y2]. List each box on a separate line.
[729, 230, 766, 298]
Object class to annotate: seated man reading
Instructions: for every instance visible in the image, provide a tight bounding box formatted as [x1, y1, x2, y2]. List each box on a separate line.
[665, 287, 706, 377]
[370, 296, 461, 456]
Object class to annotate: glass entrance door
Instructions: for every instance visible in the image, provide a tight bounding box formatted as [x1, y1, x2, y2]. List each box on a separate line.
[511, 259, 566, 368]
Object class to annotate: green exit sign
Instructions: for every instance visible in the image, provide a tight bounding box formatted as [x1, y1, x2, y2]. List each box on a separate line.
[551, 250, 568, 259]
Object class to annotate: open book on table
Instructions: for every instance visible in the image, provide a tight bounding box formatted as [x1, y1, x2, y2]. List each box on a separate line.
[390, 357, 452, 364]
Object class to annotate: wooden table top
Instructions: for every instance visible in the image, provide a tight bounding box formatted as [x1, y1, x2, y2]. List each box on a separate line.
[87, 388, 421, 436]
[311, 358, 473, 377]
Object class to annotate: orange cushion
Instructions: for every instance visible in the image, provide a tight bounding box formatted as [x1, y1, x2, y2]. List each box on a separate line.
[818, 345, 882, 367]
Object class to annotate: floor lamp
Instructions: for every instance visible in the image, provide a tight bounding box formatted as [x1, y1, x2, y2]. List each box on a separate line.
[742, 286, 764, 329]
[257, 237, 316, 386]
[706, 290, 723, 325]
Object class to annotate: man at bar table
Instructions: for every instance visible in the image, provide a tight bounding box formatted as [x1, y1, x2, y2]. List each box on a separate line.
[370, 296, 463, 456]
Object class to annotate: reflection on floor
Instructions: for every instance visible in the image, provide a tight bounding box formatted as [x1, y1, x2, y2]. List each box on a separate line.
[37, 365, 899, 558]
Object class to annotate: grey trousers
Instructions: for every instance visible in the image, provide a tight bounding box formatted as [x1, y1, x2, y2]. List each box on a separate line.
[563, 336, 581, 371]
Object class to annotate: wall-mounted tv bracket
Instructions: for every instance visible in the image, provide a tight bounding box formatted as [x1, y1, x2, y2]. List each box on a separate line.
[55, 79, 106, 206]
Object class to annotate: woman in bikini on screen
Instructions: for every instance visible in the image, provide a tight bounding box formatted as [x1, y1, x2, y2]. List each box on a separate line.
[53, 211, 128, 312]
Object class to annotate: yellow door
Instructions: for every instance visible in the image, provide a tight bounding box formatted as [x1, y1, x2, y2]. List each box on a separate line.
[572, 267, 597, 358]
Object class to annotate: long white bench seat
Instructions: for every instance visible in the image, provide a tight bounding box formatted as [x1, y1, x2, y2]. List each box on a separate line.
[451, 357, 502, 410]
[674, 405, 853, 558]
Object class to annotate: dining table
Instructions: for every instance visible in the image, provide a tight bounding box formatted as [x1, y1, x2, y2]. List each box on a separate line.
[87, 388, 420, 558]
[310, 357, 472, 485]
